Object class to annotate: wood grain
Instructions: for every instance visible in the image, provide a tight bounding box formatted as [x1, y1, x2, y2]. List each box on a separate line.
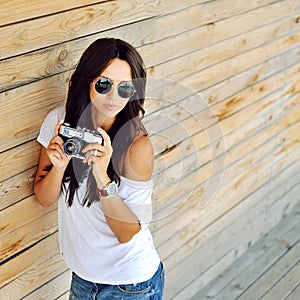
[2, 0, 300, 299]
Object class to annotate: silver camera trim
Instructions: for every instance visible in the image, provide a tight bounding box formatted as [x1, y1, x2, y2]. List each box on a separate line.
[59, 123, 103, 159]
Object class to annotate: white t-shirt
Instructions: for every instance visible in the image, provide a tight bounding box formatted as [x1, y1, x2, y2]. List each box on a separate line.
[37, 107, 160, 284]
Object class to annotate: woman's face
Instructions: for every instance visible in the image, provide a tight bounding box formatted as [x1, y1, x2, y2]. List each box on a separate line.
[90, 58, 133, 126]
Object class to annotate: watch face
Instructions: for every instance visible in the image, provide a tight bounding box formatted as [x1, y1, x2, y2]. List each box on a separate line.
[107, 181, 118, 197]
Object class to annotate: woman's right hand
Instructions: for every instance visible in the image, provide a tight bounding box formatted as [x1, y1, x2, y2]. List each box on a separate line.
[47, 120, 71, 170]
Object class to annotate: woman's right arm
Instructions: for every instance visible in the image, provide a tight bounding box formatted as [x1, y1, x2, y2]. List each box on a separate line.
[34, 121, 71, 207]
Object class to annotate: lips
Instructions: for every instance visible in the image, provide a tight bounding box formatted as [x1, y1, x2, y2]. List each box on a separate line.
[104, 104, 118, 111]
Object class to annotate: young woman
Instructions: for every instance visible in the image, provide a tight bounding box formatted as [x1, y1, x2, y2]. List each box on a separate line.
[34, 38, 164, 299]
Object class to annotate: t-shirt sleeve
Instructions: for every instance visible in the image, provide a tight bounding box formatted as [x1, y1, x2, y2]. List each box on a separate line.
[37, 106, 65, 148]
[118, 177, 154, 228]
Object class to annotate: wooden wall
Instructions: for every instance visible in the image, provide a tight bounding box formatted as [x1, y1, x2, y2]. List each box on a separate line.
[1, 0, 300, 299]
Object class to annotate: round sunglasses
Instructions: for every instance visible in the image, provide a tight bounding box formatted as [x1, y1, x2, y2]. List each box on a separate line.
[93, 77, 136, 99]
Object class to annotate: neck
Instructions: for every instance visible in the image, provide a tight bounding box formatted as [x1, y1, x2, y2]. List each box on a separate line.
[91, 107, 115, 132]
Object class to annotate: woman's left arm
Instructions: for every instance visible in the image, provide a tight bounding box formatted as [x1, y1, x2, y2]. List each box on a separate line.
[83, 128, 154, 243]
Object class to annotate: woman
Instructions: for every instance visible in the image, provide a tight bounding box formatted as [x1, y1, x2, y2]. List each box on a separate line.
[34, 38, 164, 299]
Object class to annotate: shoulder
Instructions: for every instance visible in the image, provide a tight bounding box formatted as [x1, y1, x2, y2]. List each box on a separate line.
[46, 106, 65, 121]
[124, 135, 154, 181]
[37, 106, 65, 148]
[130, 135, 154, 157]
[42, 106, 65, 128]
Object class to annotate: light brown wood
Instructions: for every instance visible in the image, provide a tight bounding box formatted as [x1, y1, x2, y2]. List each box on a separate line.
[2, 0, 300, 299]
[147, 11, 300, 81]
[0, 0, 107, 26]
[152, 86, 300, 230]
[0, 0, 205, 60]
[189, 199, 300, 300]
[0, 252, 68, 299]
[0, 208, 57, 261]
[22, 270, 71, 300]
[0, 0, 285, 91]
[140, 0, 300, 67]
[164, 166, 300, 299]
[1, 33, 299, 155]
[0, 233, 59, 288]
[0, 141, 40, 182]
[0, 167, 36, 210]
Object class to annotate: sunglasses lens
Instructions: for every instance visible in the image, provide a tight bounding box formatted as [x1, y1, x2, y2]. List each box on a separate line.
[94, 78, 112, 94]
[118, 82, 135, 98]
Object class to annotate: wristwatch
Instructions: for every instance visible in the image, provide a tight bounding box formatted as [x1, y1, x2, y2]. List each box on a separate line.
[96, 181, 118, 198]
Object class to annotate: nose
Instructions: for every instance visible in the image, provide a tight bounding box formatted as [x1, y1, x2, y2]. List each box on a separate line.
[106, 84, 118, 99]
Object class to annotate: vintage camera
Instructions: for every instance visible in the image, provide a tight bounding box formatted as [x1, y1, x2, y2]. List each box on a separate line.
[59, 123, 103, 159]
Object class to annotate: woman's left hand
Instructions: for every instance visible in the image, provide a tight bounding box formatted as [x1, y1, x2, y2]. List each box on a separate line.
[82, 127, 112, 188]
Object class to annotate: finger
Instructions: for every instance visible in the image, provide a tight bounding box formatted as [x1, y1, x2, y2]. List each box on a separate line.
[55, 119, 64, 136]
[82, 149, 97, 164]
[82, 142, 104, 154]
[48, 143, 66, 159]
[97, 127, 111, 145]
[50, 135, 65, 147]
[84, 153, 96, 166]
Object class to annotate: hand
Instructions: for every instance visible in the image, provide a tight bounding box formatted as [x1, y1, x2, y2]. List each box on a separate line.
[47, 120, 71, 170]
[82, 127, 113, 187]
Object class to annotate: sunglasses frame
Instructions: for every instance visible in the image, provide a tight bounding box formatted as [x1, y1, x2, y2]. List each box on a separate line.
[93, 77, 136, 99]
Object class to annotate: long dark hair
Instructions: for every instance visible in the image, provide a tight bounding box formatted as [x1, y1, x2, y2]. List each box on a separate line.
[62, 38, 147, 206]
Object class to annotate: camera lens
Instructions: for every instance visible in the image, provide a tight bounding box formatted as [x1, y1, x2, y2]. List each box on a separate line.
[63, 138, 81, 155]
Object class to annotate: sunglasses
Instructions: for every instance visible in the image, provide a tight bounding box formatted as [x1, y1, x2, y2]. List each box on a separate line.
[93, 77, 136, 99]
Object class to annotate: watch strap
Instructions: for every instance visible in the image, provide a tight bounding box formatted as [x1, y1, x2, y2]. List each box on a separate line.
[96, 181, 118, 198]
[96, 187, 108, 197]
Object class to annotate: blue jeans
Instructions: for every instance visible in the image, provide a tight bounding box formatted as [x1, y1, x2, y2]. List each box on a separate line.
[69, 262, 165, 299]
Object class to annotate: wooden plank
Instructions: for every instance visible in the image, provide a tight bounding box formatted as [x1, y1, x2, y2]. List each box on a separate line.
[0, 141, 40, 182]
[2, 36, 299, 158]
[147, 11, 300, 81]
[190, 202, 300, 300]
[146, 35, 300, 127]
[152, 112, 300, 250]
[142, 0, 277, 44]
[0, 167, 36, 210]
[151, 88, 300, 193]
[240, 240, 300, 299]
[146, 59, 300, 151]
[0, 195, 56, 239]
[154, 93, 300, 236]
[155, 117, 300, 255]
[21, 270, 71, 300]
[140, 0, 300, 68]
[161, 138, 300, 286]
[181, 42, 300, 98]
[285, 283, 300, 300]
[0, 252, 68, 299]
[0, 0, 158, 59]
[0, 0, 107, 26]
[0, 17, 153, 92]
[0, 0, 282, 92]
[262, 256, 300, 300]
[56, 292, 69, 300]
[0, 232, 59, 287]
[0, 0, 205, 60]
[164, 176, 300, 299]
[0, 208, 57, 262]
[151, 90, 300, 235]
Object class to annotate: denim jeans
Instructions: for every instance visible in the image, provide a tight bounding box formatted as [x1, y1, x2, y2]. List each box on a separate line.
[69, 262, 165, 299]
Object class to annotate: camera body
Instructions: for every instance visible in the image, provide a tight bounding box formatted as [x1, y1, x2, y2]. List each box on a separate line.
[59, 123, 103, 159]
